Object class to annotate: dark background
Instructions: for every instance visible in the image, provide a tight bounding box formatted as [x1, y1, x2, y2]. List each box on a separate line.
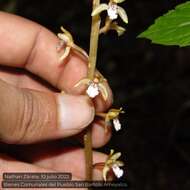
[1, 0, 190, 189]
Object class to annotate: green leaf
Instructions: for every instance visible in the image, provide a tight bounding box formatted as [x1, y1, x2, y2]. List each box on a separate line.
[138, 1, 190, 47]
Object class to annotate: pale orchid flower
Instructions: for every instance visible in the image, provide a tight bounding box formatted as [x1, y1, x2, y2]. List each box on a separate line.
[105, 108, 124, 132]
[91, 0, 128, 24]
[74, 75, 108, 100]
[57, 26, 88, 61]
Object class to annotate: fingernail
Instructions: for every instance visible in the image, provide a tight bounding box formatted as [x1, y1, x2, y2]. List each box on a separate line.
[57, 94, 95, 132]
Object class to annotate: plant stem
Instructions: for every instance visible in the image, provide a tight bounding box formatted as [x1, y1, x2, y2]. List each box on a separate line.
[84, 0, 101, 181]
[88, 0, 100, 80]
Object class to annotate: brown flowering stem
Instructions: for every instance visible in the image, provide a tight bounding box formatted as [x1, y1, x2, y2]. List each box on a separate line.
[84, 0, 101, 181]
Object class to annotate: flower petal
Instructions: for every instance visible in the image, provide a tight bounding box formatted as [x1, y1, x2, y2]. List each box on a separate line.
[113, 0, 126, 3]
[59, 46, 71, 61]
[60, 26, 73, 41]
[110, 22, 126, 36]
[119, 107, 125, 113]
[110, 149, 115, 156]
[113, 118, 122, 131]
[115, 160, 125, 167]
[98, 83, 109, 101]
[107, 149, 115, 160]
[74, 78, 91, 88]
[103, 165, 110, 181]
[91, 3, 109, 17]
[110, 152, 121, 161]
[117, 6, 128, 24]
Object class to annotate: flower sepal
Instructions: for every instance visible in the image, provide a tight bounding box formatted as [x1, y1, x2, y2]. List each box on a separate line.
[100, 17, 126, 36]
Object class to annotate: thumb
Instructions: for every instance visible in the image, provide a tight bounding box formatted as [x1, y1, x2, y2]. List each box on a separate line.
[0, 79, 94, 144]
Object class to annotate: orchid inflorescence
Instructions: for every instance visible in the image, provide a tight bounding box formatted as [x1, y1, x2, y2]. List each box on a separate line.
[57, 0, 128, 63]
[56, 0, 128, 182]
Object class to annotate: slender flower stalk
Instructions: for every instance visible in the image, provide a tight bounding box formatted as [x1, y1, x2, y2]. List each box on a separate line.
[84, 0, 101, 181]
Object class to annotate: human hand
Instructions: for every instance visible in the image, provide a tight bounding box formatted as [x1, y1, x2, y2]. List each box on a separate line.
[0, 11, 113, 189]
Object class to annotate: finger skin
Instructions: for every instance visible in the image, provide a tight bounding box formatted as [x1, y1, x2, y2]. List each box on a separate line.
[0, 79, 94, 144]
[0, 154, 86, 190]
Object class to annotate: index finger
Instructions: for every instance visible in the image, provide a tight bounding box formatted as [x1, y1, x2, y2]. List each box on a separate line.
[0, 11, 113, 111]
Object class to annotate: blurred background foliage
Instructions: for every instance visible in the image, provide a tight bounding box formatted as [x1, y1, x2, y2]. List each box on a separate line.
[1, 0, 190, 189]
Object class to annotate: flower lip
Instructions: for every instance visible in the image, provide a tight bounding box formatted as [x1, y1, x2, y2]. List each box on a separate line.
[86, 82, 100, 98]
[112, 164, 124, 178]
[107, 3, 118, 20]
[113, 118, 122, 131]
